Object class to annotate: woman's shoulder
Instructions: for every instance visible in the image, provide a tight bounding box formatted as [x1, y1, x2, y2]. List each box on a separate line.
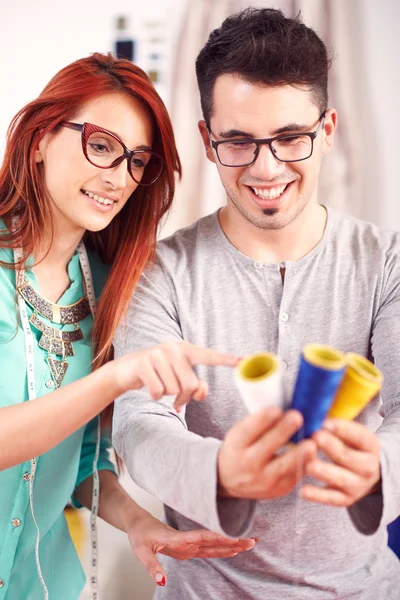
[0, 219, 15, 286]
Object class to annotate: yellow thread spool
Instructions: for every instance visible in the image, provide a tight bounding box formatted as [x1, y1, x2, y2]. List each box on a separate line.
[328, 353, 383, 420]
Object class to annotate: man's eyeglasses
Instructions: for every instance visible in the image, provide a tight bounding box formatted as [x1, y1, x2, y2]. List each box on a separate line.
[60, 121, 164, 186]
[208, 112, 326, 167]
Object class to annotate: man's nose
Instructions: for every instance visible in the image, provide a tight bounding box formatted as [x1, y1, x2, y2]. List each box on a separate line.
[248, 143, 286, 180]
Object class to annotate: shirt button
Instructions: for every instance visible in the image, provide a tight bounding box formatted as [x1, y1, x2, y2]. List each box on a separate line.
[46, 379, 55, 389]
[281, 360, 288, 370]
[254, 261, 263, 270]
[0, 579, 4, 588]
[12, 518, 21, 528]
[22, 472, 31, 481]
[280, 312, 289, 322]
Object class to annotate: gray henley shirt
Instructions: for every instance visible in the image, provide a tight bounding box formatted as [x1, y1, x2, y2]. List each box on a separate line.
[113, 207, 400, 599]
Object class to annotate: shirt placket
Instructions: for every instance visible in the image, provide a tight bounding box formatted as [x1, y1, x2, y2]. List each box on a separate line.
[0, 463, 32, 596]
[262, 262, 284, 355]
[275, 262, 297, 386]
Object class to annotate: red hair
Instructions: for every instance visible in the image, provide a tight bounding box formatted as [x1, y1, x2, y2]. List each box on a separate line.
[0, 53, 181, 423]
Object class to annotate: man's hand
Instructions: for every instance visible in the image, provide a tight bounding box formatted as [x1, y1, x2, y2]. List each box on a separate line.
[218, 407, 317, 499]
[301, 419, 381, 507]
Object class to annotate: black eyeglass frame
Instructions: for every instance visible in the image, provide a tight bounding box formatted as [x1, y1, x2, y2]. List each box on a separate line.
[208, 111, 327, 167]
[60, 121, 164, 186]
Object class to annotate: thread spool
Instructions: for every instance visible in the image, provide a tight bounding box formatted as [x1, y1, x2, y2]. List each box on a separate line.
[290, 344, 346, 442]
[234, 352, 285, 413]
[328, 353, 383, 420]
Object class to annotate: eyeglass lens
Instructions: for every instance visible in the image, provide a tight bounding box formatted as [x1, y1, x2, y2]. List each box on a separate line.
[86, 131, 163, 184]
[217, 135, 313, 166]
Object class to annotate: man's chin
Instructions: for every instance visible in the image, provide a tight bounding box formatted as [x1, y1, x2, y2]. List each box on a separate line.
[262, 208, 279, 216]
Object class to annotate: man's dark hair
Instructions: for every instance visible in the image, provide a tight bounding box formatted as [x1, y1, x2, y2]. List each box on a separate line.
[195, 7, 331, 125]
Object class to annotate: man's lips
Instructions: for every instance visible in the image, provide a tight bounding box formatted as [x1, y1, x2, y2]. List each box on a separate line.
[246, 181, 295, 206]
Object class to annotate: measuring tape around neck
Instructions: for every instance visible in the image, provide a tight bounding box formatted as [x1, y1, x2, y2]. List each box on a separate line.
[14, 242, 101, 600]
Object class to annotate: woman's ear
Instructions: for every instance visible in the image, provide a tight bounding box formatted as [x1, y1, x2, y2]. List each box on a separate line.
[34, 133, 50, 164]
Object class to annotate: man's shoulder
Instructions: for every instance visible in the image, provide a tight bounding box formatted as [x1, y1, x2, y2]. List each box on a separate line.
[156, 211, 220, 264]
[330, 209, 400, 257]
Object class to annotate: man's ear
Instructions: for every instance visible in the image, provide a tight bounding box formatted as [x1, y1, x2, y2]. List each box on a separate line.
[198, 120, 216, 164]
[322, 108, 338, 156]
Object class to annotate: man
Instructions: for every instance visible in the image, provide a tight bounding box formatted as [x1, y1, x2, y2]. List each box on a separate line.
[113, 8, 400, 599]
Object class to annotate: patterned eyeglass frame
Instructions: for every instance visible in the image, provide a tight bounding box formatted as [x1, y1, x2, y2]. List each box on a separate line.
[60, 121, 164, 186]
[208, 111, 327, 167]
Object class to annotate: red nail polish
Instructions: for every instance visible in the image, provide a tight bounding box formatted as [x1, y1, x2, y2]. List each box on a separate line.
[157, 575, 166, 587]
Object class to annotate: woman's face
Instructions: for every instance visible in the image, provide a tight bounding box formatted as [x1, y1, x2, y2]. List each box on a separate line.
[35, 92, 155, 235]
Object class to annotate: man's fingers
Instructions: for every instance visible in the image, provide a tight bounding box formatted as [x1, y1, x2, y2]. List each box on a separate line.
[262, 439, 317, 485]
[227, 406, 284, 448]
[322, 419, 380, 452]
[300, 484, 350, 507]
[134, 545, 167, 587]
[305, 459, 361, 491]
[313, 429, 378, 478]
[250, 410, 305, 461]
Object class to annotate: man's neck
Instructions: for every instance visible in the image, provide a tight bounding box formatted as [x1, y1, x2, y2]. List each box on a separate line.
[219, 202, 327, 264]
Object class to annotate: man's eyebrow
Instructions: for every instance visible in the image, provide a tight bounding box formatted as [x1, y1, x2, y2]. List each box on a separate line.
[272, 122, 311, 135]
[216, 122, 312, 139]
[217, 128, 254, 139]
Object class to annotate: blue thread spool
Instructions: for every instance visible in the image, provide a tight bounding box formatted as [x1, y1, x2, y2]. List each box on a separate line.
[290, 344, 346, 442]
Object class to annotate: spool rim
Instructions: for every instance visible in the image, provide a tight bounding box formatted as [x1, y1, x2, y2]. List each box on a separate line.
[346, 352, 383, 383]
[303, 344, 346, 371]
[237, 352, 279, 382]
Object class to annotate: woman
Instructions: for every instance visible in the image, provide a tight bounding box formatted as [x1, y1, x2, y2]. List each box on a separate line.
[0, 53, 255, 599]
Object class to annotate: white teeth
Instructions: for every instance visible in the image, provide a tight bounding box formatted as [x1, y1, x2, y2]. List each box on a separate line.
[83, 190, 115, 206]
[251, 184, 287, 200]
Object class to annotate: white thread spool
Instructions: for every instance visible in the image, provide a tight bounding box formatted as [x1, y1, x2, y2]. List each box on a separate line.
[234, 352, 286, 413]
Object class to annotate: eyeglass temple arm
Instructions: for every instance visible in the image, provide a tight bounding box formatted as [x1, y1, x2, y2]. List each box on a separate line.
[60, 121, 83, 132]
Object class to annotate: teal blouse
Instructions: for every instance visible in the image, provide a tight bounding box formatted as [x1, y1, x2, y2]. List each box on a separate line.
[0, 228, 116, 600]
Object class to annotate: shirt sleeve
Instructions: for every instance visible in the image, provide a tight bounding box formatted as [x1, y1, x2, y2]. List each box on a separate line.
[112, 258, 256, 537]
[71, 417, 117, 508]
[348, 247, 400, 534]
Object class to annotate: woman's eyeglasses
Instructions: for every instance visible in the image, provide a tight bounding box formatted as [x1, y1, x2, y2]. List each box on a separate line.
[60, 121, 164, 186]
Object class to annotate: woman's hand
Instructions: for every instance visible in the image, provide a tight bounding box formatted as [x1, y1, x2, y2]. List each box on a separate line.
[126, 512, 256, 586]
[112, 341, 239, 410]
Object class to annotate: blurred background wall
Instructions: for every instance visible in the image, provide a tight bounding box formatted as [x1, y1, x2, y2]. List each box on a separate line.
[0, 1, 399, 598]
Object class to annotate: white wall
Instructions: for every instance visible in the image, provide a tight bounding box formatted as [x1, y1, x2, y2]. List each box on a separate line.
[0, 0, 186, 153]
[360, 0, 400, 229]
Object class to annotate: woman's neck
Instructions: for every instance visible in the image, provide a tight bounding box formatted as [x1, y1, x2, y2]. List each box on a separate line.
[31, 226, 85, 302]
[34, 227, 85, 273]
